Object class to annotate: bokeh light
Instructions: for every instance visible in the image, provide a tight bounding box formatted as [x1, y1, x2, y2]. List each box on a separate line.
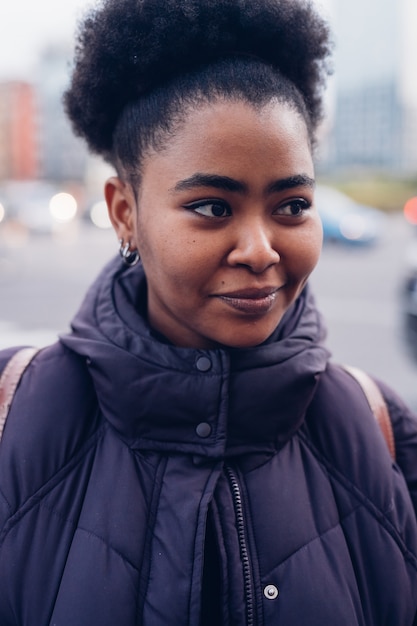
[49, 192, 77, 223]
[90, 200, 112, 229]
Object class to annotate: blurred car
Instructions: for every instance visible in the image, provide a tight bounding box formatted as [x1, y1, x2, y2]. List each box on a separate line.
[315, 185, 385, 245]
[401, 200, 417, 364]
[0, 180, 78, 235]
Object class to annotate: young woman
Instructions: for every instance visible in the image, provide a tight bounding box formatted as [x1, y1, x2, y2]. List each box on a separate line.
[0, 0, 416, 624]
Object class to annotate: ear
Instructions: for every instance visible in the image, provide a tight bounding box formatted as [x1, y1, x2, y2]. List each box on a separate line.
[105, 177, 137, 244]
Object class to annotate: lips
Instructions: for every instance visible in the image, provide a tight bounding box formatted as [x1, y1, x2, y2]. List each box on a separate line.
[216, 286, 281, 315]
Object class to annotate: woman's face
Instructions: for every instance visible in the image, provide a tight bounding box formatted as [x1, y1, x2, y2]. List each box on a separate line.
[107, 100, 322, 349]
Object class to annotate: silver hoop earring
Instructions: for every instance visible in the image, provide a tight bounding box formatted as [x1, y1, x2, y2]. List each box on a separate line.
[119, 239, 140, 266]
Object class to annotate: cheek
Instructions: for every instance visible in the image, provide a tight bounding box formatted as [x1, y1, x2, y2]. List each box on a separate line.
[306, 221, 323, 270]
[287, 218, 323, 276]
[309, 216, 323, 262]
[137, 222, 207, 287]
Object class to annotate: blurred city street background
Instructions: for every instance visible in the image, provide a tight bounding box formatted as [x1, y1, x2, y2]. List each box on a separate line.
[0, 0, 417, 409]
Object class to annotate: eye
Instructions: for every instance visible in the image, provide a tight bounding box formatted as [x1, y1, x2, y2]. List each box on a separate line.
[275, 198, 311, 217]
[184, 200, 232, 218]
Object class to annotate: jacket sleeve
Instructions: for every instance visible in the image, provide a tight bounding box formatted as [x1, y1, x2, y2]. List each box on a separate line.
[377, 379, 417, 518]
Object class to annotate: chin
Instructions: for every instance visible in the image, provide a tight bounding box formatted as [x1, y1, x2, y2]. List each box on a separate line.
[217, 327, 276, 350]
[224, 315, 285, 348]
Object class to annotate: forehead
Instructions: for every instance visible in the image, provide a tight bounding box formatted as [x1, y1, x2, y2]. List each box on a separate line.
[140, 99, 314, 184]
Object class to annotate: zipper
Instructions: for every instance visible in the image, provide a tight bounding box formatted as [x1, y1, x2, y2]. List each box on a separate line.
[225, 465, 255, 626]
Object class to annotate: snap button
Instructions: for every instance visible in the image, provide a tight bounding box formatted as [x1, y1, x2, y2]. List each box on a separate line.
[263, 584, 279, 600]
[196, 422, 212, 438]
[196, 356, 212, 372]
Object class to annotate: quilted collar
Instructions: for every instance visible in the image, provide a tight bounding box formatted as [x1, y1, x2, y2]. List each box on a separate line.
[61, 257, 330, 458]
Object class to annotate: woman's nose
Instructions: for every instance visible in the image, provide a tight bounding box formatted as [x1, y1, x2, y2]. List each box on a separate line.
[226, 219, 280, 273]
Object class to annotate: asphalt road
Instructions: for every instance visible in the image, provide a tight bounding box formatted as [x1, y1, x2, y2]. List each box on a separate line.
[1, 215, 416, 409]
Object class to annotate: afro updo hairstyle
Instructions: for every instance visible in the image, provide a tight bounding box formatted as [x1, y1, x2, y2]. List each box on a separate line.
[64, 0, 332, 185]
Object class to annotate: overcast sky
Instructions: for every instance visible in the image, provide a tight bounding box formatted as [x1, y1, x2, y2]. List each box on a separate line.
[0, 0, 90, 79]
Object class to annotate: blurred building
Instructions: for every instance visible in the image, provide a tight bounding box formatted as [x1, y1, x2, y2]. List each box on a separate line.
[0, 81, 38, 179]
[0, 44, 88, 184]
[36, 45, 88, 183]
[329, 80, 405, 169]
[321, 0, 417, 175]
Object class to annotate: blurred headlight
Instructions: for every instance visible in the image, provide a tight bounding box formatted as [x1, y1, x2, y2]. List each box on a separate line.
[49, 193, 77, 223]
[90, 201, 112, 229]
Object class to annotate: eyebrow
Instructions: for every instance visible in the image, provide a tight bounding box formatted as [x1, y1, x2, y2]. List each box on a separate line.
[171, 173, 246, 194]
[266, 174, 315, 194]
[170, 172, 315, 195]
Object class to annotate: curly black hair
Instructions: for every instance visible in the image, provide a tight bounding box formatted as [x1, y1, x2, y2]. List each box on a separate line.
[64, 0, 332, 181]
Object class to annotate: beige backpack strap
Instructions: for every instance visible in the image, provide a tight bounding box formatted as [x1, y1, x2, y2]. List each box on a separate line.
[0, 347, 40, 442]
[342, 364, 395, 461]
